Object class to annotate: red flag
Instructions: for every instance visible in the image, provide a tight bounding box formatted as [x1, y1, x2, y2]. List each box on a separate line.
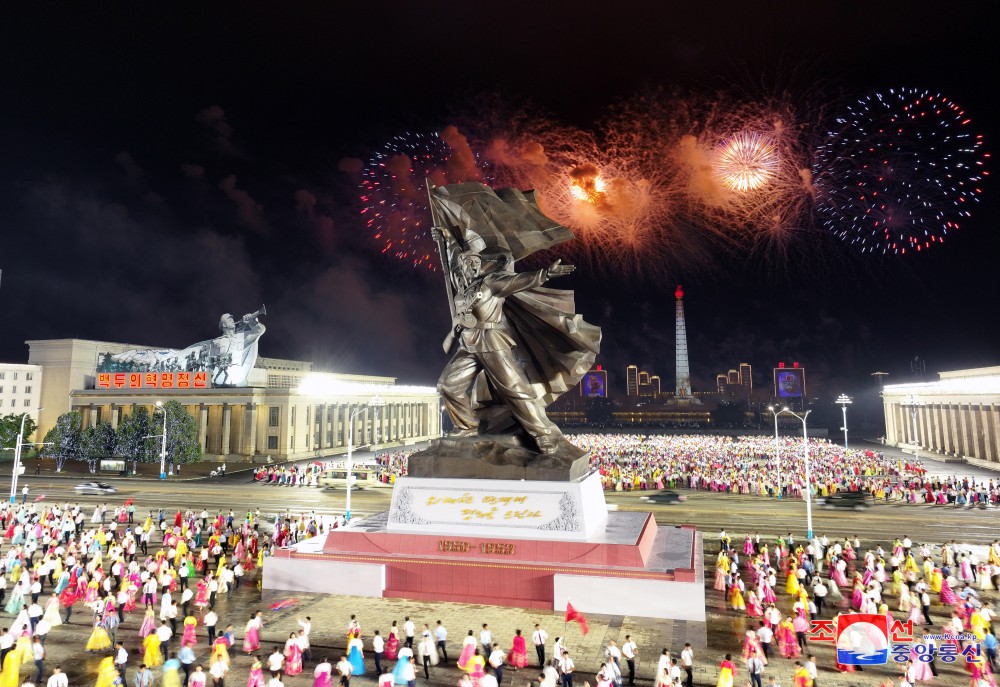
[123, 498, 134, 507]
[269, 598, 299, 611]
[565, 602, 589, 636]
[34, 495, 46, 502]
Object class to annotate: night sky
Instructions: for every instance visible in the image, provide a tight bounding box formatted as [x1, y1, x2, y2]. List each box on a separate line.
[1, 2, 996, 422]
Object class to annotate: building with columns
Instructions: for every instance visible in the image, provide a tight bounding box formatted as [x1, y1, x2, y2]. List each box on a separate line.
[882, 366, 1000, 466]
[24, 338, 440, 462]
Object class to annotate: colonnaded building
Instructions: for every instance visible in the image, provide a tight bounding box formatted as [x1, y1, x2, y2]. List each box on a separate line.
[882, 366, 1000, 468]
[20, 335, 440, 462]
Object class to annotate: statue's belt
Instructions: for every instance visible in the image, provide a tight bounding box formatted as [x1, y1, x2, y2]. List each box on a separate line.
[463, 322, 502, 330]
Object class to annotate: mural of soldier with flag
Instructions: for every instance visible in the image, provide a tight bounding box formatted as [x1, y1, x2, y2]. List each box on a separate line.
[427, 180, 601, 455]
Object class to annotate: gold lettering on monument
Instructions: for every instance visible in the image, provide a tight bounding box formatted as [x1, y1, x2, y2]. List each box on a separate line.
[436, 540, 517, 555]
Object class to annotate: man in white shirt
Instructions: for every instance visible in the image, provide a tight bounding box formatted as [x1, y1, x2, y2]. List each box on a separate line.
[336, 655, 353, 687]
[403, 616, 415, 649]
[372, 630, 385, 675]
[489, 645, 506, 686]
[434, 621, 448, 664]
[680, 643, 694, 687]
[46, 665, 68, 687]
[205, 610, 219, 645]
[0, 628, 12, 666]
[621, 635, 637, 686]
[266, 674, 283, 687]
[805, 655, 817, 687]
[532, 624, 549, 668]
[32, 635, 46, 684]
[156, 621, 173, 659]
[298, 617, 313, 662]
[268, 647, 285, 674]
[480, 624, 493, 656]
[669, 659, 682, 687]
[756, 622, 773, 662]
[605, 640, 622, 668]
[210, 657, 228, 687]
[559, 651, 575, 687]
[114, 641, 129, 682]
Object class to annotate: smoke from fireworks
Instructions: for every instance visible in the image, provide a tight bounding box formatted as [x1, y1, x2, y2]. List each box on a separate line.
[814, 88, 989, 254]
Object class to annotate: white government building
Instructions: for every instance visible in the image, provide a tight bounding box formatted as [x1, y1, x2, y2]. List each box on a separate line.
[882, 366, 1000, 467]
[19, 338, 440, 462]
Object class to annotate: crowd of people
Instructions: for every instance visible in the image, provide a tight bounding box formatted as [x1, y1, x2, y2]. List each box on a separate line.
[0, 499, 270, 687]
[713, 528, 1000, 686]
[252, 451, 413, 488]
[569, 433, 1000, 506]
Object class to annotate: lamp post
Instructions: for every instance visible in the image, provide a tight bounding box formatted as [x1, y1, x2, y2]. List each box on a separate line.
[837, 394, 853, 449]
[779, 408, 813, 540]
[154, 401, 168, 479]
[767, 405, 788, 499]
[345, 397, 385, 522]
[7, 409, 41, 504]
[907, 395, 925, 463]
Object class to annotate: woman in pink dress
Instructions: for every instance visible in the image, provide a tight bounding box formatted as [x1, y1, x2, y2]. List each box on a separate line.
[312, 659, 333, 687]
[940, 577, 959, 605]
[244, 612, 262, 653]
[247, 657, 265, 687]
[284, 632, 304, 676]
[194, 578, 210, 611]
[182, 615, 198, 646]
[385, 622, 400, 661]
[508, 630, 528, 668]
[746, 590, 764, 618]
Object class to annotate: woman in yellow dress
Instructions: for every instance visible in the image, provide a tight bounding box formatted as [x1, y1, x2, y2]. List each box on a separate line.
[86, 621, 113, 652]
[891, 568, 904, 597]
[730, 578, 746, 611]
[143, 632, 164, 667]
[786, 563, 800, 596]
[715, 654, 735, 687]
[94, 657, 120, 687]
[210, 635, 231, 667]
[930, 567, 943, 594]
[0, 645, 22, 687]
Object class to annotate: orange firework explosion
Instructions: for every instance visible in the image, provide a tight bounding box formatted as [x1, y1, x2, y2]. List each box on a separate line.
[714, 131, 779, 192]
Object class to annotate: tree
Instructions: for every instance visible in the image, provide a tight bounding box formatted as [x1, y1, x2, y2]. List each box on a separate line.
[41, 411, 83, 472]
[160, 400, 202, 467]
[0, 413, 37, 454]
[82, 422, 117, 473]
[116, 408, 156, 469]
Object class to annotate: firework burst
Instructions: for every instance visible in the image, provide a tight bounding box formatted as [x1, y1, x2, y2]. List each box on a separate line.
[814, 88, 989, 255]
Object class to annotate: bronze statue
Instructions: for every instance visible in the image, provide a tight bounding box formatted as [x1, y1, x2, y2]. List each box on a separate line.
[427, 180, 601, 458]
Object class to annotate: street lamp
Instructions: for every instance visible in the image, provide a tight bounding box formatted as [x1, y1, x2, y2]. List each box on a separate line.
[345, 397, 385, 522]
[767, 405, 788, 499]
[5, 408, 41, 504]
[837, 394, 853, 449]
[154, 401, 168, 479]
[779, 408, 813, 540]
[907, 395, 926, 463]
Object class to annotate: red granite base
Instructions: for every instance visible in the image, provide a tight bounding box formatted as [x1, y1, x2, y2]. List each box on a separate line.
[271, 513, 699, 611]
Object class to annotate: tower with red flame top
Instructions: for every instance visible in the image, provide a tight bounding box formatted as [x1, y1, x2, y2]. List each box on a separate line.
[675, 285, 692, 399]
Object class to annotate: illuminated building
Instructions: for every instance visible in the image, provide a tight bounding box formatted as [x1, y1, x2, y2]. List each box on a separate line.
[23, 338, 439, 462]
[0, 363, 43, 423]
[626, 365, 639, 396]
[882, 367, 1000, 465]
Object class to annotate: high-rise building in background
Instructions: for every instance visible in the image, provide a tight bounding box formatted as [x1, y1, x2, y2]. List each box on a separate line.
[626, 365, 639, 396]
[739, 363, 752, 398]
[649, 375, 661, 394]
[716, 362, 753, 399]
[675, 286, 692, 399]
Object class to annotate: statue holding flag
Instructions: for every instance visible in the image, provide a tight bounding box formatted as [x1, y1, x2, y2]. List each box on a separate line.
[420, 180, 601, 473]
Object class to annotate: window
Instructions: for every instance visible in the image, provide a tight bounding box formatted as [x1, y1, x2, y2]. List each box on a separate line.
[268, 407, 279, 427]
[0, 372, 5, 380]
[25, 373, 32, 381]
[24, 386, 31, 394]
[10, 386, 15, 394]
[267, 436, 278, 450]
[24, 399, 30, 407]
[12, 372, 17, 380]
[0, 386, 3, 394]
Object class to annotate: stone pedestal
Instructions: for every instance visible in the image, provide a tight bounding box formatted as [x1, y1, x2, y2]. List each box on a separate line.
[406, 434, 590, 481]
[387, 472, 608, 541]
[264, 471, 706, 621]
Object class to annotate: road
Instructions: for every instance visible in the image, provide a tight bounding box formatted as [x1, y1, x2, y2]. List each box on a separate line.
[13, 468, 997, 547]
